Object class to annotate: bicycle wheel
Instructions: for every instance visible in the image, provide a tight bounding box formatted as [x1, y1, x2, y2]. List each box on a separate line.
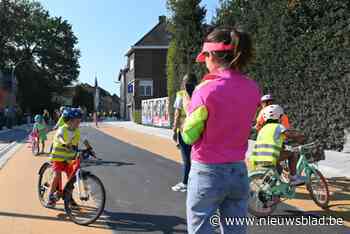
[306, 169, 330, 209]
[32, 139, 40, 156]
[64, 173, 106, 225]
[248, 173, 277, 217]
[38, 162, 54, 207]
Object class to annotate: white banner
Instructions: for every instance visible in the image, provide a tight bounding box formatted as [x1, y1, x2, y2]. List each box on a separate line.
[142, 97, 170, 127]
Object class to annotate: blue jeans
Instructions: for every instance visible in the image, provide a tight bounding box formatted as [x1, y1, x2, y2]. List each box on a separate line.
[187, 161, 249, 234]
[178, 133, 191, 185]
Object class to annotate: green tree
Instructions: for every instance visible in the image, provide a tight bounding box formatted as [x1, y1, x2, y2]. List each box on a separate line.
[166, 0, 206, 124]
[73, 85, 94, 113]
[0, 0, 80, 113]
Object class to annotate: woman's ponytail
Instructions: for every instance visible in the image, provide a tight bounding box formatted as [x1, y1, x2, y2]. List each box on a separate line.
[205, 27, 254, 71]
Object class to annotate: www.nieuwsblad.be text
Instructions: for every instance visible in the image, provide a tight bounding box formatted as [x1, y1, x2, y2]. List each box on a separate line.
[209, 215, 344, 227]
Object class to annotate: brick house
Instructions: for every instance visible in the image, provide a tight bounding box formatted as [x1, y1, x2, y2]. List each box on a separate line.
[118, 16, 170, 121]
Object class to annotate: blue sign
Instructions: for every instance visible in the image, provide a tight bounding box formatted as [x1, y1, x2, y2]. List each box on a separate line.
[128, 83, 134, 93]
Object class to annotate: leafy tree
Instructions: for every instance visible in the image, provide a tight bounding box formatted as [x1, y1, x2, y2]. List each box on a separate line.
[0, 0, 80, 113]
[166, 0, 206, 124]
[73, 85, 94, 113]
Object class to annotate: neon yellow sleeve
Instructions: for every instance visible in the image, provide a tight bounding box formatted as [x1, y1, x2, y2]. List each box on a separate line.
[182, 105, 208, 145]
[57, 116, 65, 127]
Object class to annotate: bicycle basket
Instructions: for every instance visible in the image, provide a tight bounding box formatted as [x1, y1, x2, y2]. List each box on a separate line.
[303, 143, 325, 163]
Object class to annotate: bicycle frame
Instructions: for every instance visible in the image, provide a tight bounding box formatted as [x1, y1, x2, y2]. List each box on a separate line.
[296, 151, 318, 178]
[250, 150, 319, 200]
[54, 153, 87, 200]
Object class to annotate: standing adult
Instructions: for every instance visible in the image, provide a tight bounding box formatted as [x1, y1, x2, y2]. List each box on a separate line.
[171, 74, 198, 192]
[0, 71, 12, 108]
[43, 109, 50, 125]
[93, 112, 98, 127]
[53, 106, 68, 130]
[53, 109, 60, 123]
[0, 71, 12, 128]
[182, 27, 261, 233]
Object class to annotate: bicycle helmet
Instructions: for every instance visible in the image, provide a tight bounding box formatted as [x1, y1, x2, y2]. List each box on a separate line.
[62, 108, 71, 121]
[262, 105, 284, 121]
[69, 108, 83, 120]
[261, 94, 273, 103]
[34, 114, 42, 123]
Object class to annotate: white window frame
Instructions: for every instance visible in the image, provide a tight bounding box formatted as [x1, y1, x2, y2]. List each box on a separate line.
[139, 80, 153, 97]
[127, 80, 135, 96]
[129, 56, 134, 71]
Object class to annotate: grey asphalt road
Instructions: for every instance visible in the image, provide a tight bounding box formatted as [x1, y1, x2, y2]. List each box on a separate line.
[80, 127, 349, 234]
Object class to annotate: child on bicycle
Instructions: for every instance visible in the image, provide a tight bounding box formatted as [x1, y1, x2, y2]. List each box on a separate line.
[33, 114, 48, 154]
[46, 108, 82, 208]
[255, 94, 290, 132]
[250, 105, 306, 185]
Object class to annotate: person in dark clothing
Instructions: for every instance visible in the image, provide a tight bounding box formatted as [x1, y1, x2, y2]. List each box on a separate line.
[171, 73, 198, 192]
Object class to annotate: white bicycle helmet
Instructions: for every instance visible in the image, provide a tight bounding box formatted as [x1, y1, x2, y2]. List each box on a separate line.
[261, 94, 273, 103]
[262, 104, 284, 121]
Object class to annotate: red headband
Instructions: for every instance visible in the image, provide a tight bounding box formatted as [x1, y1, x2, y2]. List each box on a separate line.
[196, 42, 236, 63]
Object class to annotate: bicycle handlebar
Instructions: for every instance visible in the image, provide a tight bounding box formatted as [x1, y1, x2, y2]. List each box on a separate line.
[290, 141, 319, 152]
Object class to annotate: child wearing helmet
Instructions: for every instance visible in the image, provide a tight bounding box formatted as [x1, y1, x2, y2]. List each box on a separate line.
[250, 105, 306, 185]
[255, 94, 290, 132]
[46, 108, 82, 208]
[33, 114, 48, 154]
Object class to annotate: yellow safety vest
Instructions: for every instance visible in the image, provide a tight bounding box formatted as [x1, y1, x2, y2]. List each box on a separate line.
[250, 123, 284, 166]
[176, 90, 190, 130]
[51, 125, 80, 162]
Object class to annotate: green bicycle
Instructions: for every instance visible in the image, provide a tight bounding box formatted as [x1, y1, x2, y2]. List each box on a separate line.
[248, 141, 330, 217]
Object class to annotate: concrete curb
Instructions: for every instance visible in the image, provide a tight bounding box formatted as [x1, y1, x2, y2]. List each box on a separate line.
[0, 142, 24, 170]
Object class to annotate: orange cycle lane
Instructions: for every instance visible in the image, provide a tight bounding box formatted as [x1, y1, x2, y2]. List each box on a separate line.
[97, 122, 350, 230]
[0, 133, 112, 234]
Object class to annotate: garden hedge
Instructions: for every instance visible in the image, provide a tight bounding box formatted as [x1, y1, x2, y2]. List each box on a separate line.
[215, 0, 350, 150]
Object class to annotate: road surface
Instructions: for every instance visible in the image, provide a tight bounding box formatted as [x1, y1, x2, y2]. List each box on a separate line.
[0, 126, 348, 234]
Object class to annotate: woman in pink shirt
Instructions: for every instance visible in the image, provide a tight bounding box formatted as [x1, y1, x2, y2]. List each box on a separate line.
[182, 27, 261, 234]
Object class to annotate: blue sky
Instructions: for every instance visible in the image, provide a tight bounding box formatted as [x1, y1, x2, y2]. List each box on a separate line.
[40, 0, 219, 96]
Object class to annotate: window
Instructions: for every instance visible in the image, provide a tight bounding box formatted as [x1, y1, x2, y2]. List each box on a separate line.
[129, 57, 134, 71]
[127, 80, 135, 94]
[139, 80, 153, 97]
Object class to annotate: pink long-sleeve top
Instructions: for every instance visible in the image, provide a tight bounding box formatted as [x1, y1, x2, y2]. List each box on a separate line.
[182, 68, 261, 164]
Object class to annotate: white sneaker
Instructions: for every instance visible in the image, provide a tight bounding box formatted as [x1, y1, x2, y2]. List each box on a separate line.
[290, 175, 307, 186]
[171, 182, 187, 192]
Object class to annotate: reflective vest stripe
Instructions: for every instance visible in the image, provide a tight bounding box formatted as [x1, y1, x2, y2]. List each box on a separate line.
[50, 155, 75, 159]
[52, 147, 74, 153]
[252, 151, 279, 158]
[254, 144, 282, 151]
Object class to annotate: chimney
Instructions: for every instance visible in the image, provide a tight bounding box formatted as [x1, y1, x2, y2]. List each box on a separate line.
[159, 15, 166, 23]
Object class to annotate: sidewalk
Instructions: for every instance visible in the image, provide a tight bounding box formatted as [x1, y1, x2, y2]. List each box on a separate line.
[0, 124, 32, 168]
[102, 121, 350, 178]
